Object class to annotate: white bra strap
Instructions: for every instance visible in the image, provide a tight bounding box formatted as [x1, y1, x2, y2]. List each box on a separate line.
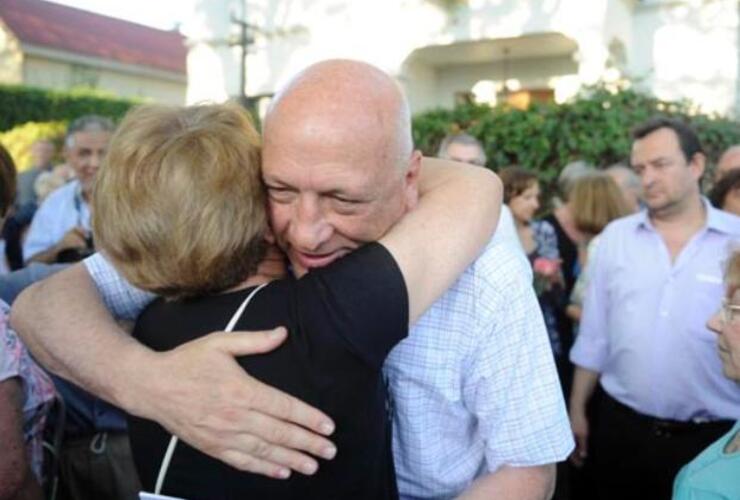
[154, 282, 269, 495]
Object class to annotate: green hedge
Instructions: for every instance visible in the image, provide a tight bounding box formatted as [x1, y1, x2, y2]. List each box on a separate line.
[0, 121, 67, 172]
[412, 84, 740, 184]
[0, 85, 137, 132]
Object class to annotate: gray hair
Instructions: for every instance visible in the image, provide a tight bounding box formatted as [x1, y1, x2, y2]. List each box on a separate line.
[65, 115, 115, 148]
[437, 133, 487, 166]
[558, 160, 594, 200]
[606, 163, 641, 191]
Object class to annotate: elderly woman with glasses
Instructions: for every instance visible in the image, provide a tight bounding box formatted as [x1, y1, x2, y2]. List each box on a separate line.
[673, 249, 740, 499]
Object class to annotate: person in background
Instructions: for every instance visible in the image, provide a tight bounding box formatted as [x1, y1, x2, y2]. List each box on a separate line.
[23, 116, 114, 264]
[714, 145, 740, 183]
[499, 166, 564, 357]
[0, 143, 56, 500]
[16, 139, 56, 210]
[437, 132, 487, 166]
[566, 173, 630, 324]
[569, 117, 740, 500]
[2, 140, 58, 271]
[673, 248, 740, 500]
[542, 161, 593, 391]
[672, 248, 740, 499]
[709, 168, 740, 216]
[605, 163, 643, 214]
[438, 132, 521, 251]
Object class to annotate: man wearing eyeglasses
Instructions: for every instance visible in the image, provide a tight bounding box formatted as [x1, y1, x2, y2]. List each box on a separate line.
[568, 117, 740, 500]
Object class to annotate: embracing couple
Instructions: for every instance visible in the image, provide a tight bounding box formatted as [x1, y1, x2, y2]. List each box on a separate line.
[14, 60, 572, 499]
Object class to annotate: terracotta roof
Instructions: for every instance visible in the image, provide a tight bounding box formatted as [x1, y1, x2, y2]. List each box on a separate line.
[0, 0, 186, 74]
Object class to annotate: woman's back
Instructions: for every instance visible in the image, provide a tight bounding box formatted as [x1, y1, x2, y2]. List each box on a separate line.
[129, 244, 406, 500]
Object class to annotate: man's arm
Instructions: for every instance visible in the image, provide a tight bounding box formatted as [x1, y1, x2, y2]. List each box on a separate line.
[11, 263, 337, 478]
[457, 464, 556, 500]
[568, 367, 600, 467]
[568, 230, 610, 467]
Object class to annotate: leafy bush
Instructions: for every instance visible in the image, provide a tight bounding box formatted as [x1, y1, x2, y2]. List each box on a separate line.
[0, 84, 136, 132]
[0, 121, 67, 172]
[412, 84, 740, 185]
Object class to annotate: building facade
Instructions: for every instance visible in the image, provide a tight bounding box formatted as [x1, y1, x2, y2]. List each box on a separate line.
[0, 0, 187, 104]
[185, 0, 739, 117]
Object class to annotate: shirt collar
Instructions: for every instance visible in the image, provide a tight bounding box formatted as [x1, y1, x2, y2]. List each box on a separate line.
[635, 197, 738, 235]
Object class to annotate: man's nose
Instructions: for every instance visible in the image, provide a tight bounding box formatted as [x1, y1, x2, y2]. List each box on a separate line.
[88, 151, 104, 170]
[291, 196, 332, 252]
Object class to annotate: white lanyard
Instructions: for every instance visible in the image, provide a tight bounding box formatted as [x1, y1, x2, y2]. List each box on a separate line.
[140, 282, 269, 500]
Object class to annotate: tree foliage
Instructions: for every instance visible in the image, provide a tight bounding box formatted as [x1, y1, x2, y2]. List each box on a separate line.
[0, 84, 136, 132]
[0, 121, 67, 172]
[412, 84, 740, 184]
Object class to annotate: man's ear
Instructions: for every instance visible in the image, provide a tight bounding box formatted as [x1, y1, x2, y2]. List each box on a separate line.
[689, 151, 706, 181]
[403, 150, 422, 211]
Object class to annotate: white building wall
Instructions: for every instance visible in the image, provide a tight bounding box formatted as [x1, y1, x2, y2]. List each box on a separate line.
[0, 24, 22, 84]
[185, 0, 740, 116]
[22, 55, 186, 104]
[631, 0, 738, 116]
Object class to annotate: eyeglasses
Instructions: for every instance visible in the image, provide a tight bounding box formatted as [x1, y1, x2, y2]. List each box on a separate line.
[721, 299, 740, 326]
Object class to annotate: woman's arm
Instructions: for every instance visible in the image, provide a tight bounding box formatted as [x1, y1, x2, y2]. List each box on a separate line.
[380, 157, 502, 323]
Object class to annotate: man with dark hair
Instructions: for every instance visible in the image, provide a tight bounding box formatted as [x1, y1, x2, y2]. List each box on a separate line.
[569, 117, 740, 499]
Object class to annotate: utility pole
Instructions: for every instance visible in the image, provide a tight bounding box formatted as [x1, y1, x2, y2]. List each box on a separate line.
[230, 12, 253, 109]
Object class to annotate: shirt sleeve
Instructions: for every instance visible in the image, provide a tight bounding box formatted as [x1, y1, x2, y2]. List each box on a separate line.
[83, 253, 156, 322]
[23, 196, 58, 261]
[295, 242, 409, 370]
[570, 231, 610, 371]
[464, 250, 574, 469]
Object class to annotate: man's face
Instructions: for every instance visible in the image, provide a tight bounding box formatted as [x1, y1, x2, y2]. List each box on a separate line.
[30, 141, 55, 169]
[630, 128, 703, 216]
[65, 130, 111, 197]
[716, 149, 740, 183]
[263, 132, 419, 277]
[444, 143, 485, 166]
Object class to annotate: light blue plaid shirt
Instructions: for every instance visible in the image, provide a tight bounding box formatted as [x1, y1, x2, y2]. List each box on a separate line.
[386, 232, 573, 499]
[84, 231, 573, 499]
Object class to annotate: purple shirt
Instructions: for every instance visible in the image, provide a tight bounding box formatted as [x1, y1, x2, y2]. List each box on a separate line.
[571, 201, 740, 421]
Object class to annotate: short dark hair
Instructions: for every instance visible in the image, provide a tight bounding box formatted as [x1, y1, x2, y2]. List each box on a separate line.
[499, 166, 538, 204]
[0, 144, 17, 217]
[631, 117, 703, 163]
[709, 168, 740, 209]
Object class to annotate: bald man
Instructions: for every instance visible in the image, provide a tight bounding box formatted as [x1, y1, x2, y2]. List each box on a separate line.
[715, 145, 740, 183]
[13, 60, 571, 499]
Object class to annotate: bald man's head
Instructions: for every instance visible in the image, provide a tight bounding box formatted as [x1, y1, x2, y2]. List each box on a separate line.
[264, 59, 413, 169]
[716, 145, 740, 182]
[261, 59, 422, 276]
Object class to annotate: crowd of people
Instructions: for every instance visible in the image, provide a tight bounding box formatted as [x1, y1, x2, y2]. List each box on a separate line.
[0, 58, 738, 500]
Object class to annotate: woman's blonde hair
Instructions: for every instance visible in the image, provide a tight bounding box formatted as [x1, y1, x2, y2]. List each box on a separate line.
[92, 102, 266, 300]
[571, 172, 630, 236]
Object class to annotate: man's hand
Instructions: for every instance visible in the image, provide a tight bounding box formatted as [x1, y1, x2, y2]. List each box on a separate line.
[56, 226, 89, 252]
[568, 408, 589, 467]
[131, 327, 337, 479]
